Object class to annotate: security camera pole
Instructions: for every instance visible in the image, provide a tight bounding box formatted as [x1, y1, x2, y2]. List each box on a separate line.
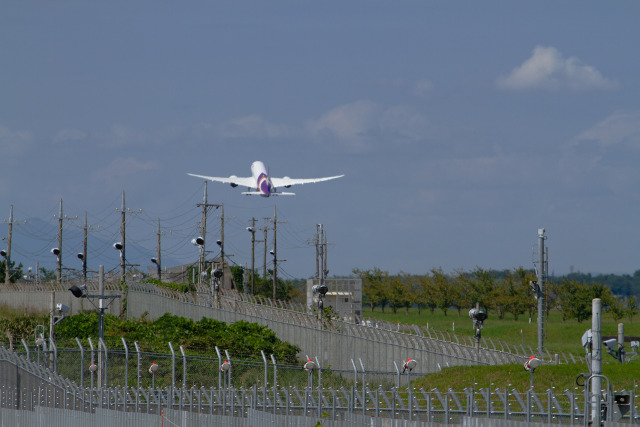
[68, 265, 121, 388]
[469, 304, 488, 353]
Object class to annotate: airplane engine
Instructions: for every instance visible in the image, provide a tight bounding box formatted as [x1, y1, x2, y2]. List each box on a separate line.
[283, 176, 292, 188]
[229, 175, 238, 188]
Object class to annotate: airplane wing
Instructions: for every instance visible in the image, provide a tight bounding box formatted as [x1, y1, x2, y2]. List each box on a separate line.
[270, 174, 344, 187]
[187, 173, 256, 188]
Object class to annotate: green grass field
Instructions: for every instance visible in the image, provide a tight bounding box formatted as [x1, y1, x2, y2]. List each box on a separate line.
[362, 307, 640, 392]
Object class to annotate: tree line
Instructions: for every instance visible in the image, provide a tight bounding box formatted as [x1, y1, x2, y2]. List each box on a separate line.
[353, 267, 639, 323]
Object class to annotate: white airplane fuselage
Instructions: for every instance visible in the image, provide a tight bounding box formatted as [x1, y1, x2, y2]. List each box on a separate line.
[250, 161, 275, 197]
[187, 161, 344, 197]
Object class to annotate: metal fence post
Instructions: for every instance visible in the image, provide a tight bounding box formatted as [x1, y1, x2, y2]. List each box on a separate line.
[134, 341, 141, 389]
[217, 347, 223, 390]
[168, 342, 176, 389]
[270, 354, 277, 391]
[260, 350, 267, 390]
[50, 340, 57, 373]
[315, 356, 322, 418]
[224, 350, 232, 388]
[98, 338, 108, 387]
[75, 338, 84, 388]
[20, 338, 29, 361]
[121, 337, 129, 390]
[88, 338, 95, 389]
[179, 345, 187, 389]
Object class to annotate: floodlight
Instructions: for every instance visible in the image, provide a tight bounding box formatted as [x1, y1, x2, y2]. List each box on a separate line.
[191, 237, 204, 246]
[212, 269, 223, 279]
[246, 227, 254, 232]
[216, 239, 222, 246]
[469, 308, 487, 322]
[0, 250, 6, 258]
[313, 284, 328, 295]
[68, 285, 87, 298]
[51, 248, 60, 256]
[269, 249, 275, 255]
[113, 242, 123, 250]
[151, 257, 158, 264]
[77, 253, 84, 260]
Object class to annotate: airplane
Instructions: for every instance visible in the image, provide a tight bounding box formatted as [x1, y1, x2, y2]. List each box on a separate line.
[188, 161, 344, 197]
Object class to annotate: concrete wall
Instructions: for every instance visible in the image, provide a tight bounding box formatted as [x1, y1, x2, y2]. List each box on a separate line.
[126, 285, 521, 374]
[0, 284, 124, 317]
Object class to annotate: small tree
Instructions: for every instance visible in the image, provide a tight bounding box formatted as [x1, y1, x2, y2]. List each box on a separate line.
[627, 295, 638, 321]
[430, 268, 454, 316]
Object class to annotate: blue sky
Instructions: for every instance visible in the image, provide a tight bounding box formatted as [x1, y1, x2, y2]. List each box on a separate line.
[2, 2, 640, 280]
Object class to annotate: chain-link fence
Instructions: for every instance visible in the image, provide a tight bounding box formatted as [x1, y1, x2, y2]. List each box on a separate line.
[1, 346, 638, 425]
[14, 341, 403, 391]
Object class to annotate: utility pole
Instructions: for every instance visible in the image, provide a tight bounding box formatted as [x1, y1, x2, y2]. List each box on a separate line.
[262, 218, 269, 278]
[249, 217, 256, 294]
[536, 228, 547, 356]
[116, 191, 141, 284]
[79, 212, 99, 282]
[271, 206, 286, 300]
[3, 205, 25, 285]
[156, 219, 162, 280]
[316, 224, 329, 281]
[54, 199, 77, 285]
[152, 218, 171, 282]
[272, 206, 277, 300]
[196, 182, 221, 284]
[81, 212, 88, 282]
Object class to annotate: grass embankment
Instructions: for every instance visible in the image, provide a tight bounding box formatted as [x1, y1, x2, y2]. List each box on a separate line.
[363, 307, 640, 392]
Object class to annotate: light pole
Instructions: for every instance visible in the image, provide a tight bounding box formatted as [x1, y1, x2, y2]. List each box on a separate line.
[469, 306, 488, 352]
[524, 356, 543, 389]
[149, 362, 158, 388]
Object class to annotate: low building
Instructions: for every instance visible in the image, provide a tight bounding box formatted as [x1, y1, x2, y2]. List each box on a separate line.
[306, 278, 362, 320]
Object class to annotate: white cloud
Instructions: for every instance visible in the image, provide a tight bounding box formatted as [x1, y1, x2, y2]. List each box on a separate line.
[53, 128, 89, 143]
[217, 115, 288, 139]
[307, 101, 381, 151]
[307, 101, 431, 151]
[0, 125, 33, 155]
[575, 110, 640, 148]
[412, 79, 433, 99]
[498, 46, 618, 92]
[91, 157, 158, 183]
